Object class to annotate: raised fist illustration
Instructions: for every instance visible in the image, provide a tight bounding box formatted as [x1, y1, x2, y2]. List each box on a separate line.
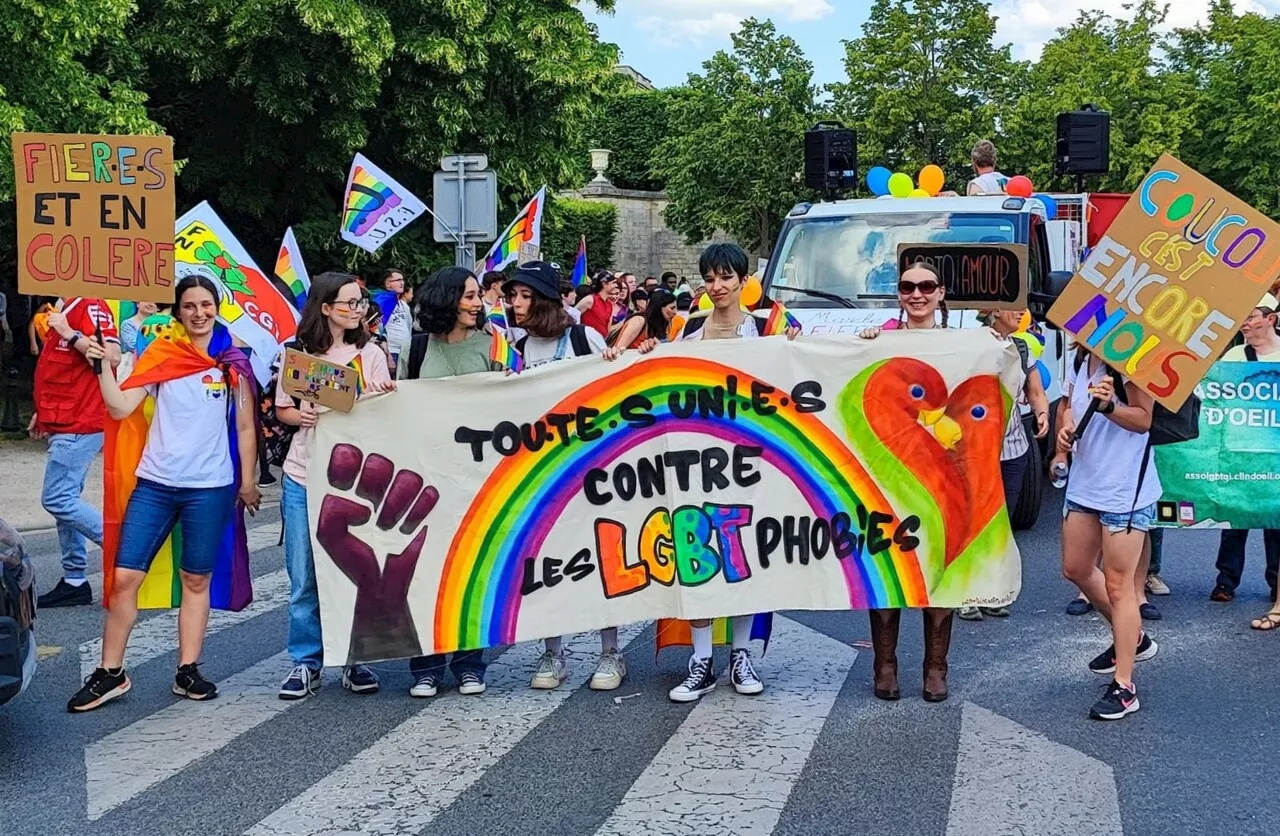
[316, 443, 439, 663]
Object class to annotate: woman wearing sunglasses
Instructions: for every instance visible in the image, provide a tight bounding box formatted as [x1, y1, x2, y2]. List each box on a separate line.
[858, 263, 956, 702]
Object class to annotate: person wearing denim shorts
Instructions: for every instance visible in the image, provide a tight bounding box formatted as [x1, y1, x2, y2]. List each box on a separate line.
[1052, 351, 1162, 721]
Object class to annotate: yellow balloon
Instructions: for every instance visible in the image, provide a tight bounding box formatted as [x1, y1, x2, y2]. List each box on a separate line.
[909, 188, 931, 198]
[918, 164, 946, 196]
[697, 292, 714, 312]
[741, 276, 763, 308]
[888, 172, 914, 198]
[1017, 311, 1032, 332]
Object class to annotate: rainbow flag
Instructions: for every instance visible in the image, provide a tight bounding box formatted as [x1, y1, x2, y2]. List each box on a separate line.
[489, 328, 524, 374]
[339, 153, 427, 254]
[655, 615, 773, 657]
[103, 324, 255, 611]
[106, 301, 134, 331]
[275, 227, 311, 309]
[486, 304, 509, 332]
[480, 186, 546, 273]
[762, 299, 801, 336]
[571, 236, 587, 288]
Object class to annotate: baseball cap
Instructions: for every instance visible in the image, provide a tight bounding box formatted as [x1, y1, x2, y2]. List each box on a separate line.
[504, 261, 561, 301]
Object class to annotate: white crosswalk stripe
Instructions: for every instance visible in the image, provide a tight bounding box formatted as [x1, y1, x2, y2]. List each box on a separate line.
[594, 617, 857, 836]
[246, 627, 644, 836]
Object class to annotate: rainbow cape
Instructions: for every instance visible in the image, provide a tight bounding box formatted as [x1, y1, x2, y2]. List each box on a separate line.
[655, 615, 773, 658]
[489, 328, 525, 373]
[480, 186, 546, 273]
[102, 325, 256, 611]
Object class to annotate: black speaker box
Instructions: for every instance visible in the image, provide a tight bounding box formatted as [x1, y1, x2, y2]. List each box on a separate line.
[804, 126, 857, 191]
[1056, 109, 1110, 175]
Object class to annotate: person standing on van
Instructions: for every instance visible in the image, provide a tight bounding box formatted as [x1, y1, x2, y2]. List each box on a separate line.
[32, 298, 120, 609]
[967, 140, 1009, 196]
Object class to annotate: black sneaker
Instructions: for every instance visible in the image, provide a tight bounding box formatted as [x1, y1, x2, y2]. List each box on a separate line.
[38, 578, 92, 608]
[68, 667, 131, 713]
[729, 648, 764, 695]
[279, 665, 321, 700]
[1065, 597, 1094, 616]
[342, 664, 379, 694]
[257, 473, 278, 488]
[1139, 602, 1162, 621]
[173, 663, 218, 700]
[668, 655, 716, 703]
[1088, 633, 1159, 675]
[1090, 680, 1140, 720]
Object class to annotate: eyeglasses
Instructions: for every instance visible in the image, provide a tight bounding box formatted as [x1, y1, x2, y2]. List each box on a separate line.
[898, 280, 940, 295]
[332, 298, 370, 312]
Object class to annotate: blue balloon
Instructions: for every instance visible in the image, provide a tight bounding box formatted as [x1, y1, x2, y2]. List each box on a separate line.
[1033, 193, 1058, 220]
[1036, 360, 1051, 389]
[866, 166, 892, 197]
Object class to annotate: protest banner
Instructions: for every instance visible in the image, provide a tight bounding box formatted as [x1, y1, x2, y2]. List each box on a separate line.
[339, 153, 427, 253]
[897, 243, 1027, 310]
[1154, 362, 1280, 530]
[174, 202, 299, 384]
[1047, 155, 1280, 410]
[308, 331, 1024, 664]
[281, 348, 360, 413]
[12, 133, 175, 302]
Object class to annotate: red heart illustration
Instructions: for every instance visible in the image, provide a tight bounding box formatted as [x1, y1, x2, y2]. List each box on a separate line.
[944, 375, 1009, 557]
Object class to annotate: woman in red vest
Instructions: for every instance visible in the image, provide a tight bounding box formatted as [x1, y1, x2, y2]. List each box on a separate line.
[575, 270, 622, 339]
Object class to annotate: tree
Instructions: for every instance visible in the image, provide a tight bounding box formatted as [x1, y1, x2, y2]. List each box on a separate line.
[586, 89, 673, 192]
[831, 0, 1018, 189]
[654, 19, 819, 257]
[998, 1, 1193, 193]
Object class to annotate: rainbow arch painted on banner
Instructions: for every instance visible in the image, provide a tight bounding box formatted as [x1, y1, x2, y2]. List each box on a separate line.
[434, 357, 930, 651]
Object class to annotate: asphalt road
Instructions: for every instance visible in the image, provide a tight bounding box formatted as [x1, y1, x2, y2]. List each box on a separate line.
[3, 487, 1279, 836]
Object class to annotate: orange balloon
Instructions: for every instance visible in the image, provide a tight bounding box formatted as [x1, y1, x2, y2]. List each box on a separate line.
[1006, 175, 1034, 198]
[918, 164, 945, 196]
[668, 314, 687, 342]
[741, 276, 763, 308]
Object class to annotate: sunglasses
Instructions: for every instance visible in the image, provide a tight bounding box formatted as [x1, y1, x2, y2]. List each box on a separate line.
[898, 280, 941, 295]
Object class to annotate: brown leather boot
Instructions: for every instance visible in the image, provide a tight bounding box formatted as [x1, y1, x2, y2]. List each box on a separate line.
[922, 607, 953, 702]
[868, 609, 901, 700]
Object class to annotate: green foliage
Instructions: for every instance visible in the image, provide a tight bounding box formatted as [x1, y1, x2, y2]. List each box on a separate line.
[654, 19, 820, 256]
[832, 0, 1018, 189]
[542, 196, 617, 273]
[586, 90, 672, 191]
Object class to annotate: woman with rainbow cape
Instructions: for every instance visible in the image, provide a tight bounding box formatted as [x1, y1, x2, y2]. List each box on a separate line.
[275, 272, 396, 701]
[69, 277, 262, 713]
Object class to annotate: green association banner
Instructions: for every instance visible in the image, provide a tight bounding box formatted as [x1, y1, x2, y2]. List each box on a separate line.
[1154, 362, 1280, 530]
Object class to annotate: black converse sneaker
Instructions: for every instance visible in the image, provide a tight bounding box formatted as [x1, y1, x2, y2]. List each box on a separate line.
[1090, 680, 1140, 720]
[173, 663, 218, 700]
[668, 655, 716, 703]
[68, 667, 131, 713]
[730, 648, 764, 695]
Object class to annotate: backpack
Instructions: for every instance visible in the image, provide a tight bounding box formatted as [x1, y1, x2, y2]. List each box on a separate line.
[405, 333, 430, 381]
[516, 324, 593, 359]
[1071, 352, 1200, 447]
[681, 311, 767, 339]
[262, 341, 300, 467]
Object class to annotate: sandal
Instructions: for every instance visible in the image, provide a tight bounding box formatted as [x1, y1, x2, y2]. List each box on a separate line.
[1250, 612, 1280, 631]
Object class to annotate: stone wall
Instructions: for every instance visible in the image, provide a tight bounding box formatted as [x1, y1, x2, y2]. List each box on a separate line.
[564, 182, 753, 281]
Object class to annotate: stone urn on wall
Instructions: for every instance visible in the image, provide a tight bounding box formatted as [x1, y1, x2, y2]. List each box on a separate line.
[589, 148, 612, 185]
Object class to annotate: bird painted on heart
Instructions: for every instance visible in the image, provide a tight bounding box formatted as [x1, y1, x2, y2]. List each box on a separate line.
[931, 374, 1016, 604]
[838, 357, 968, 598]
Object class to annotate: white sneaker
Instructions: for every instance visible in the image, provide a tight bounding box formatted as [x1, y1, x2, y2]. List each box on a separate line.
[1145, 573, 1171, 596]
[589, 648, 626, 691]
[409, 673, 439, 698]
[530, 651, 567, 690]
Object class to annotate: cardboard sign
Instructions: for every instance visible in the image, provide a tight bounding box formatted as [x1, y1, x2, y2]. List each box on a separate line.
[12, 133, 176, 302]
[281, 349, 359, 413]
[897, 243, 1027, 310]
[1047, 155, 1280, 410]
[517, 242, 541, 266]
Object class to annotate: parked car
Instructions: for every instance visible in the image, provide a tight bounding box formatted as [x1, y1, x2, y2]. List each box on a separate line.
[0, 517, 36, 707]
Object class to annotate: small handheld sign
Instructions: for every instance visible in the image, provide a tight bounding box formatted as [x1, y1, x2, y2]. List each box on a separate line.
[280, 348, 360, 414]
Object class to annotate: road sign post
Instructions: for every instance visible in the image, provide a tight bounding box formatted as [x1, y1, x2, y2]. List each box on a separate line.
[434, 155, 498, 269]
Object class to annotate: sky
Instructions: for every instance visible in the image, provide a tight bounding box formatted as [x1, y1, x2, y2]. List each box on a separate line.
[584, 0, 1280, 89]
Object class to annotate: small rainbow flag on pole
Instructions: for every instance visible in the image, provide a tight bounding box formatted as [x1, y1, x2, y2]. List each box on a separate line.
[489, 327, 525, 374]
[480, 186, 547, 274]
[275, 227, 311, 309]
[486, 304, 509, 332]
[762, 298, 802, 336]
[571, 236, 587, 288]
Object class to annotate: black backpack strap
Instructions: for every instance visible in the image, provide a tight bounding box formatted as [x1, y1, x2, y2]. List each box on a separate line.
[516, 335, 528, 356]
[681, 314, 708, 339]
[750, 313, 767, 336]
[1127, 438, 1155, 533]
[406, 333, 430, 380]
[1246, 344, 1259, 362]
[569, 324, 592, 356]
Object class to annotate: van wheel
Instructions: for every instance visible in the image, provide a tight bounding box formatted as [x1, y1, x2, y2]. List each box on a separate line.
[1010, 438, 1043, 531]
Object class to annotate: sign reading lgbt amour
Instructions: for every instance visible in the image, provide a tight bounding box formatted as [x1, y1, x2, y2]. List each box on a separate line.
[308, 331, 1024, 664]
[1047, 155, 1280, 410]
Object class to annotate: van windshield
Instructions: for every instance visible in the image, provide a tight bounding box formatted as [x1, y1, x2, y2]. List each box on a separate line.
[766, 212, 1018, 307]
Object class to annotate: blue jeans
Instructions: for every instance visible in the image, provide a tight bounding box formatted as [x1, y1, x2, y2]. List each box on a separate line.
[409, 650, 487, 682]
[42, 433, 104, 580]
[283, 476, 324, 671]
[116, 478, 235, 574]
[1064, 500, 1157, 533]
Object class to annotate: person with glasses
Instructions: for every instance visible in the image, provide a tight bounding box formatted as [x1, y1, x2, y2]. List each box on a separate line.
[379, 269, 413, 369]
[273, 273, 396, 701]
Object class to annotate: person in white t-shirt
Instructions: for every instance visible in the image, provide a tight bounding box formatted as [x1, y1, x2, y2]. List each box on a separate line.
[69, 276, 263, 713]
[967, 139, 1009, 196]
[1052, 350, 1161, 721]
[380, 269, 413, 366]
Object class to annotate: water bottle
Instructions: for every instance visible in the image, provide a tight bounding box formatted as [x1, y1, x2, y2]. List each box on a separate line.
[1050, 461, 1069, 490]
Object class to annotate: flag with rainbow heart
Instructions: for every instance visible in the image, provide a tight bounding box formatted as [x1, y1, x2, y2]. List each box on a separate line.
[307, 330, 1025, 664]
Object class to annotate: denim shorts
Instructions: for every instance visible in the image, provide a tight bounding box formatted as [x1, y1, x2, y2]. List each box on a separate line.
[1063, 499, 1156, 533]
[116, 478, 236, 575]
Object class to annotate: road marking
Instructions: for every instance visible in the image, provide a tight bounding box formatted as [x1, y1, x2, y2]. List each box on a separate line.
[246, 628, 643, 836]
[36, 645, 63, 660]
[946, 702, 1122, 836]
[85, 651, 293, 821]
[593, 616, 856, 836]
